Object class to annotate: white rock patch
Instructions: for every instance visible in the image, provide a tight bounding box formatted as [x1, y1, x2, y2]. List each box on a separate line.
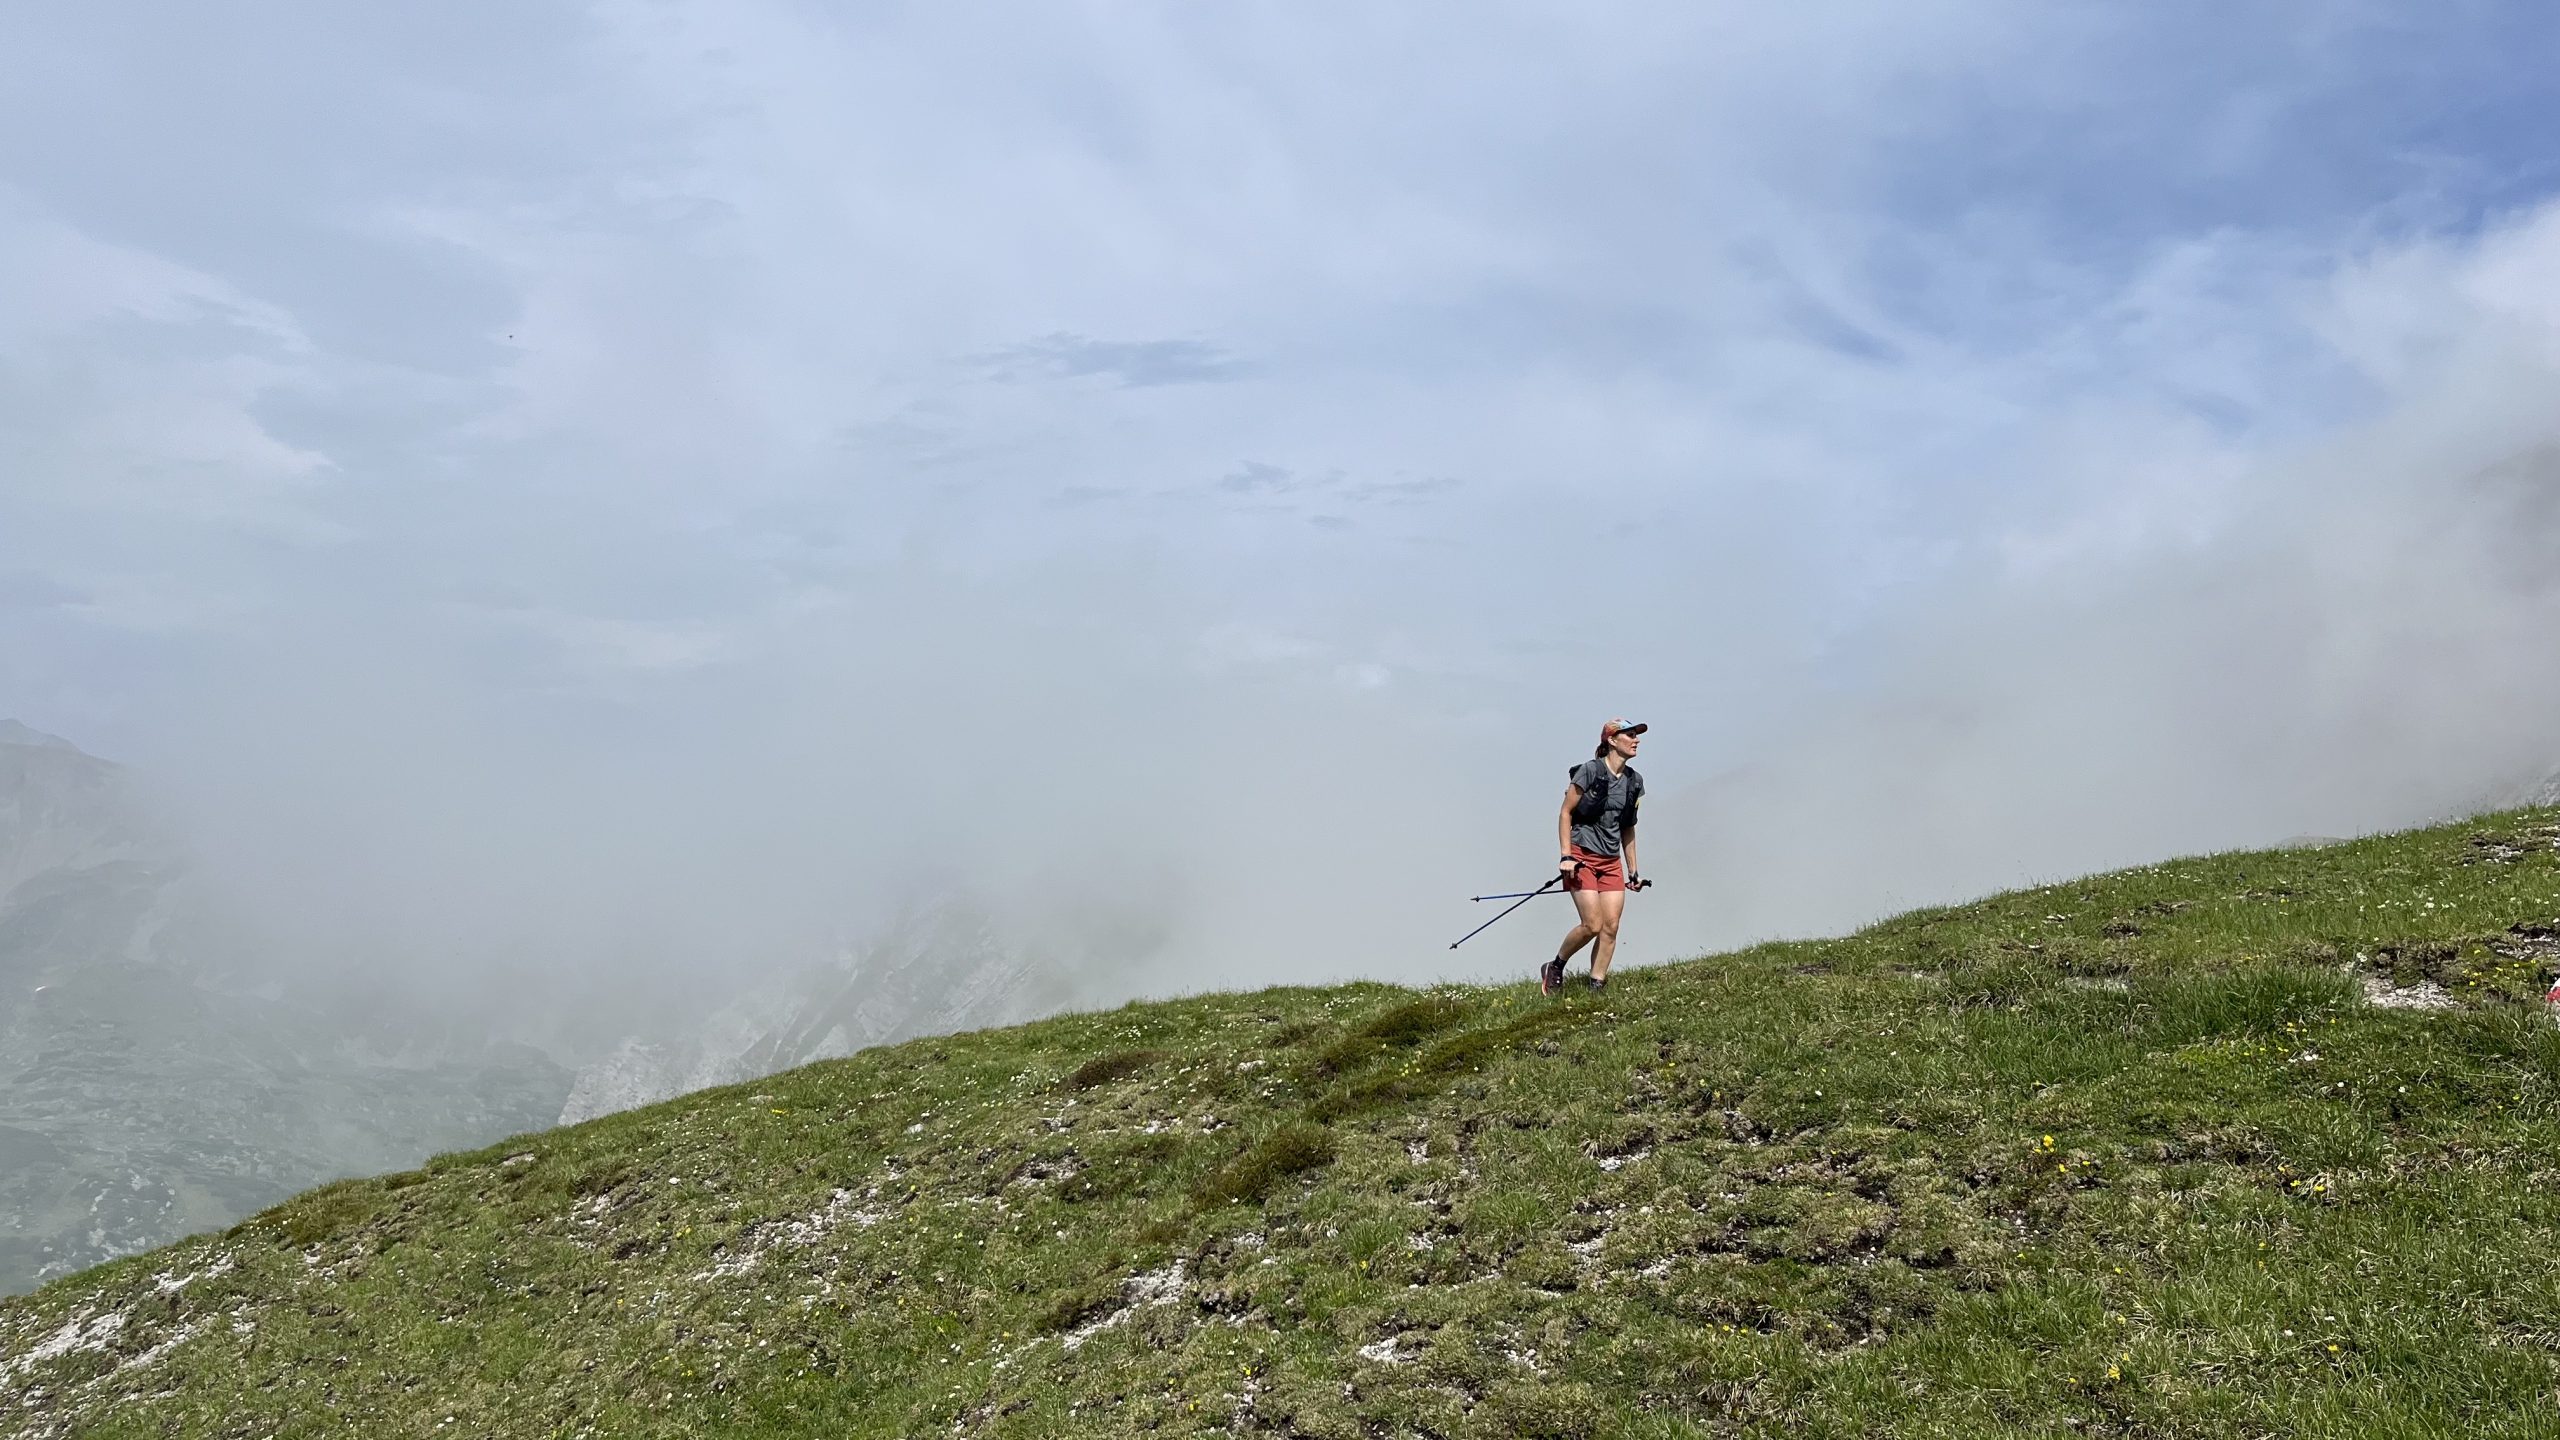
[151, 1254, 234, 1295]
[2361, 975, 2455, 1011]
[1062, 1261, 1188, 1352]
[688, 1188, 883, 1283]
[1357, 1334, 1416, 1364]
[1, 1310, 125, 1386]
[0, 1294, 218, 1398]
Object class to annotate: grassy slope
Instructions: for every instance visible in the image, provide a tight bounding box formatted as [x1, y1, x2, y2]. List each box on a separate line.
[7, 809, 2560, 1440]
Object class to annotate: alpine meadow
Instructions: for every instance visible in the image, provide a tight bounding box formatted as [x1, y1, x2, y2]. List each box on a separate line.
[8, 807, 2559, 1438]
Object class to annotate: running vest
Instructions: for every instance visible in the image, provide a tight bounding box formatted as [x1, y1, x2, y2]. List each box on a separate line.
[1567, 759, 1643, 827]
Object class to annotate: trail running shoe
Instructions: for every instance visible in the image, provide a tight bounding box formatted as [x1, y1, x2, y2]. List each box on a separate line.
[1539, 957, 1566, 996]
[1583, 974, 1607, 993]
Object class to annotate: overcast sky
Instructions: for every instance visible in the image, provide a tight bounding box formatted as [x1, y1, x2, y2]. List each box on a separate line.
[5, 3, 2560, 999]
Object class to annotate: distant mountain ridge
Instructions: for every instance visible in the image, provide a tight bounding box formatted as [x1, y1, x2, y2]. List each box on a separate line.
[0, 724, 158, 911]
[556, 898, 1078, 1124]
[0, 720, 77, 751]
[0, 721, 1109, 1295]
[0, 722, 573, 1295]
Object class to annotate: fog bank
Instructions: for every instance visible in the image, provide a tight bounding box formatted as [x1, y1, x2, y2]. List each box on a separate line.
[4, 4, 2558, 1037]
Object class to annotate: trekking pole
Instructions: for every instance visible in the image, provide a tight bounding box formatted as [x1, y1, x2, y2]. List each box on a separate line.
[1479, 877, 1654, 900]
[1448, 874, 1567, 950]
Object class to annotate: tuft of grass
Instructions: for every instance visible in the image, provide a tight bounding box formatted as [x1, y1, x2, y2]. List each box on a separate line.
[1354, 993, 1472, 1045]
[1306, 1004, 1592, 1121]
[1058, 1048, 1167, 1091]
[1059, 1132, 1187, 1204]
[564, 1153, 643, 1198]
[1190, 1121, 1337, 1205]
[1040, 1278, 1123, 1335]
[241, 1178, 385, 1248]
[1311, 993, 1471, 1075]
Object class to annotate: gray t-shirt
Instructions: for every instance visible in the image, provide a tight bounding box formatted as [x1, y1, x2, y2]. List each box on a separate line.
[1567, 758, 1643, 857]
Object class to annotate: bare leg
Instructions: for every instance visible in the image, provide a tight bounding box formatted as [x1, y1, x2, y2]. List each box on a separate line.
[1558, 887, 1604, 963]
[1588, 889, 1626, 980]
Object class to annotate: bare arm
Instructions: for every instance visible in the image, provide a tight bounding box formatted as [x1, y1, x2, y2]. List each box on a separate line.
[1557, 786, 1581, 875]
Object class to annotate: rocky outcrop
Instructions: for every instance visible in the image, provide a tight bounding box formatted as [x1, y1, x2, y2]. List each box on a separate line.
[2515, 765, 2560, 809]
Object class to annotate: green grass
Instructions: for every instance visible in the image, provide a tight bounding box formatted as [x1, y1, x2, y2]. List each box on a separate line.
[8, 808, 2560, 1438]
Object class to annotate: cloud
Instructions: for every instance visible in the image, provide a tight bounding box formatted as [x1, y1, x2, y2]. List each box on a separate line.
[1639, 202, 2560, 947]
[0, 572, 81, 610]
[2, 0, 2558, 1029]
[1216, 461, 1294, 494]
[1212, 466, 1454, 514]
[976, 333, 1249, 387]
[446, 603, 731, 674]
[0, 196, 336, 542]
[1344, 476, 1459, 505]
[1049, 484, 1128, 508]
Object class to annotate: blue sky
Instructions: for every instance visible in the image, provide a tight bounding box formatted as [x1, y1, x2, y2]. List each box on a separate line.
[5, 3, 2559, 988]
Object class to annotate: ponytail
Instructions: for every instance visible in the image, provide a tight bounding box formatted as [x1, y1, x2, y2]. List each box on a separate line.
[1592, 741, 1610, 759]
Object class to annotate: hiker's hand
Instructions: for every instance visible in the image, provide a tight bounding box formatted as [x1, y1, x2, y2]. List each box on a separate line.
[1559, 855, 1579, 878]
[1628, 874, 1650, 892]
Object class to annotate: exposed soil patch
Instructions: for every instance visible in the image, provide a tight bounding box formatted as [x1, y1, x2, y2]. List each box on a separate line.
[2492, 922, 2560, 964]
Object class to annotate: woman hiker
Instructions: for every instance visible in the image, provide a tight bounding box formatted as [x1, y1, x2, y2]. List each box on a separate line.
[1541, 718, 1647, 995]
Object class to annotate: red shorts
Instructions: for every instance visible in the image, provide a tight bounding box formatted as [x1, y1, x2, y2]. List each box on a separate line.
[1565, 848, 1625, 893]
